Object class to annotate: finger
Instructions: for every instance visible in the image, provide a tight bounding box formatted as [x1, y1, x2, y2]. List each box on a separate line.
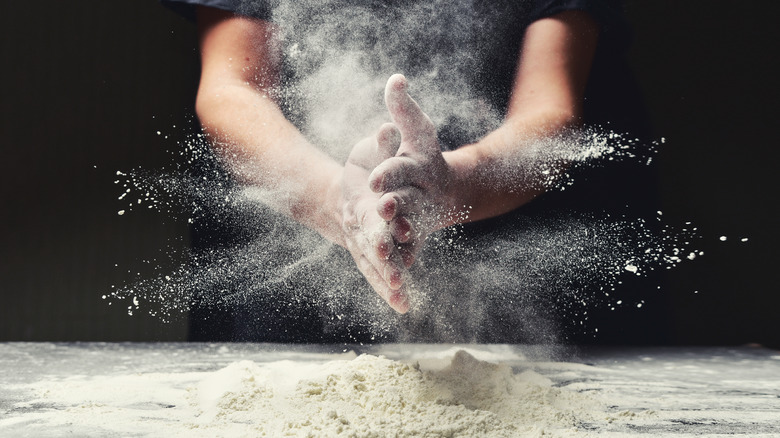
[355, 223, 405, 290]
[398, 241, 421, 268]
[399, 246, 415, 268]
[387, 288, 410, 314]
[354, 254, 386, 296]
[355, 254, 408, 313]
[375, 123, 402, 162]
[354, 246, 410, 313]
[377, 192, 400, 221]
[389, 215, 413, 244]
[373, 229, 395, 262]
[346, 224, 412, 315]
[397, 231, 426, 270]
[384, 74, 437, 154]
[346, 237, 399, 297]
[369, 156, 422, 193]
[346, 135, 381, 170]
[377, 246, 405, 290]
[376, 187, 422, 221]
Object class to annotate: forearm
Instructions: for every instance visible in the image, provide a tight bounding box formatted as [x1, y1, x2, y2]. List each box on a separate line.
[439, 9, 598, 228]
[196, 81, 345, 245]
[441, 109, 577, 227]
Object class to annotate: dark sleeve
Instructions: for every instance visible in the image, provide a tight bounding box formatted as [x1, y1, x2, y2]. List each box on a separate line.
[528, 0, 629, 42]
[160, 0, 272, 21]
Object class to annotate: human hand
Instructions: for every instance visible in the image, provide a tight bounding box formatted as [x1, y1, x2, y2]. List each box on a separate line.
[368, 74, 460, 267]
[341, 123, 411, 313]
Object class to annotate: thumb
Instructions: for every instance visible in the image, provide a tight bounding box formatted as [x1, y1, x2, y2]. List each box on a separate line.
[384, 74, 437, 155]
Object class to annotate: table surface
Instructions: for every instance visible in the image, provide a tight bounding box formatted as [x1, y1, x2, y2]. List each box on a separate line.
[1, 343, 779, 437]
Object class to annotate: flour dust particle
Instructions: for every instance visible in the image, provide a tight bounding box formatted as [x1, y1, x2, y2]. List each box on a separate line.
[108, 0, 708, 342]
[108, 125, 705, 342]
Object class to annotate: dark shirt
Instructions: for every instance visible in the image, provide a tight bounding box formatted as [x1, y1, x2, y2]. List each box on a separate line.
[162, 0, 665, 344]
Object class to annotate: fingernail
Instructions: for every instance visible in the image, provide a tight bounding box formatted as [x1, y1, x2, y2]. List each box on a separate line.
[389, 269, 402, 289]
[370, 174, 384, 192]
[383, 198, 396, 218]
[391, 291, 410, 314]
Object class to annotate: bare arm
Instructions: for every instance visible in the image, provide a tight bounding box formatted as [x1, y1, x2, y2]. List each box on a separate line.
[370, 11, 599, 255]
[195, 7, 345, 244]
[194, 7, 410, 312]
[444, 10, 599, 223]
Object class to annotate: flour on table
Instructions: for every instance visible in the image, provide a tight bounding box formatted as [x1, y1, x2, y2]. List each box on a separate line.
[189, 350, 603, 437]
[5, 349, 612, 437]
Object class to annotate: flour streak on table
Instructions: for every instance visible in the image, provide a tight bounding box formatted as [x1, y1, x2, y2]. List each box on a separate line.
[1, 343, 778, 437]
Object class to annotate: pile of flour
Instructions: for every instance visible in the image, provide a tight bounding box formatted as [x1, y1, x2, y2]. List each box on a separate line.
[189, 350, 602, 437]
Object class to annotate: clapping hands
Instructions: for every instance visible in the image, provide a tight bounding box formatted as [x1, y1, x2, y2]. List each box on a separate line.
[341, 74, 459, 313]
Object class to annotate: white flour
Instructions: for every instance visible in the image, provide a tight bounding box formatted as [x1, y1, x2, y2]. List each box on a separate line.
[189, 350, 602, 437]
[6, 349, 610, 438]
[9, 345, 780, 437]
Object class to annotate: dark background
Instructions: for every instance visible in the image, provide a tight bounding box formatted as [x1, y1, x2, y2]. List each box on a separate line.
[1, 1, 777, 346]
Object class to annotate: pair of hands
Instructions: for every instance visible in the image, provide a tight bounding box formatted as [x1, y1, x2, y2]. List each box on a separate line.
[339, 74, 456, 313]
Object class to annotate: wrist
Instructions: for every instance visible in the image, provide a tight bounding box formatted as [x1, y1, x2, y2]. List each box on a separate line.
[282, 162, 345, 247]
[439, 123, 541, 226]
[439, 146, 482, 229]
[314, 169, 347, 247]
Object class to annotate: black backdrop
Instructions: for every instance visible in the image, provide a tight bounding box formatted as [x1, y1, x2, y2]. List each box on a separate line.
[1, 1, 777, 347]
